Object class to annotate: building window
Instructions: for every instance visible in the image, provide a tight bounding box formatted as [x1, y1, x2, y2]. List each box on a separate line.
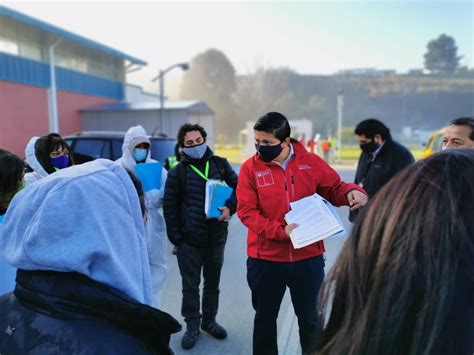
[0, 37, 19, 55]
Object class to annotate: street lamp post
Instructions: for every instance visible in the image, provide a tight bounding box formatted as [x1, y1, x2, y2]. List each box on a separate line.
[48, 39, 62, 133]
[151, 62, 189, 135]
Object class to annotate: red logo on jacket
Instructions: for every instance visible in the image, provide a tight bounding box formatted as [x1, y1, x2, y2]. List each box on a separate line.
[256, 169, 274, 187]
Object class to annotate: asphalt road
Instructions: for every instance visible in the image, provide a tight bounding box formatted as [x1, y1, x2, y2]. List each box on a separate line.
[160, 168, 356, 355]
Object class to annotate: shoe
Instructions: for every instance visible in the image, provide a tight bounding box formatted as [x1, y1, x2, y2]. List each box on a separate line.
[201, 321, 227, 340]
[181, 329, 200, 350]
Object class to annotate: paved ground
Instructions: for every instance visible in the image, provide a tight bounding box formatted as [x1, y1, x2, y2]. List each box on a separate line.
[160, 168, 356, 355]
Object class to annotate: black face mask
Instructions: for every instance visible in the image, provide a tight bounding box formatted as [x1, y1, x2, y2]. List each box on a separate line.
[360, 140, 379, 154]
[255, 143, 283, 162]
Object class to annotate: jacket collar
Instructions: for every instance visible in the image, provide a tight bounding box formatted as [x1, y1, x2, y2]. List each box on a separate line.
[14, 270, 181, 352]
[366, 138, 394, 159]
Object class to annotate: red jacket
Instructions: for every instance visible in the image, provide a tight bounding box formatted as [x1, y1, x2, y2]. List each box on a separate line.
[236, 140, 366, 262]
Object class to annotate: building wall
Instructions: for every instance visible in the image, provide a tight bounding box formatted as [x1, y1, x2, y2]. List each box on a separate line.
[81, 110, 217, 149]
[125, 84, 159, 103]
[82, 110, 189, 139]
[0, 80, 48, 156]
[0, 80, 116, 157]
[57, 91, 116, 135]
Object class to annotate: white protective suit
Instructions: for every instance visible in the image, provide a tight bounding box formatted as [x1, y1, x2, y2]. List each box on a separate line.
[116, 125, 168, 308]
[24, 137, 49, 185]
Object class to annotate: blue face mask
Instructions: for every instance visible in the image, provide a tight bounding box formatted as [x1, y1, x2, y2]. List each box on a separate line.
[133, 148, 148, 162]
[183, 143, 208, 160]
[50, 155, 69, 170]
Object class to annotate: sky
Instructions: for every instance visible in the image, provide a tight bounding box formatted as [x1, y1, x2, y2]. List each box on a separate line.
[2, 0, 473, 93]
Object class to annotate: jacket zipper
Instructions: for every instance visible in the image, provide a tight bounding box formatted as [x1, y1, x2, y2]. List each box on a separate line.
[289, 170, 295, 197]
[262, 158, 294, 262]
[257, 235, 260, 258]
[283, 168, 293, 262]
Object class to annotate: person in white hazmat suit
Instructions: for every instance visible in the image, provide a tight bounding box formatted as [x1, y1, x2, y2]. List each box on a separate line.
[116, 125, 168, 308]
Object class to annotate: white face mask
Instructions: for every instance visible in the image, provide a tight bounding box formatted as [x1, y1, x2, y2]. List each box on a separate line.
[183, 143, 208, 160]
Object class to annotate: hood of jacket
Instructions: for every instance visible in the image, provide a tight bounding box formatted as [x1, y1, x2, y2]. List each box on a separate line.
[24, 136, 49, 179]
[119, 125, 152, 170]
[0, 159, 153, 305]
[13, 270, 182, 351]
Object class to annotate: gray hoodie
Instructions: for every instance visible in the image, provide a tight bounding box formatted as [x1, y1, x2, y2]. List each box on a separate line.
[0, 159, 153, 305]
[24, 136, 49, 185]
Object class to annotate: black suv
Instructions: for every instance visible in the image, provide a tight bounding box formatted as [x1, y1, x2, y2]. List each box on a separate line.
[65, 132, 177, 164]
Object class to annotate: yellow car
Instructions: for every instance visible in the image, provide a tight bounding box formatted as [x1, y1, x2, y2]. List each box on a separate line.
[423, 127, 447, 158]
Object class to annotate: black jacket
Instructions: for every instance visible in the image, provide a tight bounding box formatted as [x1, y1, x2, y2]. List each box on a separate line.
[0, 270, 181, 355]
[163, 147, 238, 248]
[355, 139, 414, 198]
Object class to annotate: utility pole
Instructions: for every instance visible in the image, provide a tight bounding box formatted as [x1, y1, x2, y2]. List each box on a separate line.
[337, 90, 344, 161]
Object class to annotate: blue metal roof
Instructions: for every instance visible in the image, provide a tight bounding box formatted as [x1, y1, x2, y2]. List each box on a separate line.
[0, 6, 147, 66]
[0, 52, 124, 100]
[81, 100, 214, 113]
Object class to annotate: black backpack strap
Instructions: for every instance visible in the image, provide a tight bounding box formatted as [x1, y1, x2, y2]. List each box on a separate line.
[177, 162, 187, 194]
[212, 156, 226, 181]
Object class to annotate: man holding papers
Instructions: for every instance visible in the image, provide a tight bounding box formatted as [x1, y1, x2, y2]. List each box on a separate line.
[163, 123, 238, 350]
[237, 112, 367, 355]
[116, 125, 168, 309]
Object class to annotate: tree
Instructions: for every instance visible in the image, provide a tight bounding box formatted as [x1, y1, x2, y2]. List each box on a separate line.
[180, 49, 239, 140]
[424, 34, 462, 74]
[233, 67, 299, 122]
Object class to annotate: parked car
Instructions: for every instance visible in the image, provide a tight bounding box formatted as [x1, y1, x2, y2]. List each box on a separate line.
[422, 126, 447, 158]
[65, 131, 177, 164]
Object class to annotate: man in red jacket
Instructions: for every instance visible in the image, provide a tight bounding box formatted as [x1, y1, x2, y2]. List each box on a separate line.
[237, 112, 367, 355]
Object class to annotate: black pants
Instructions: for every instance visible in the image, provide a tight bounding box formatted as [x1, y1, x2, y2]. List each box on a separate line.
[247, 255, 325, 355]
[177, 241, 225, 328]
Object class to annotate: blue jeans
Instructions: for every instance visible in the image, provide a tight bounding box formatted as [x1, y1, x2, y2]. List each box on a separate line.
[247, 255, 325, 355]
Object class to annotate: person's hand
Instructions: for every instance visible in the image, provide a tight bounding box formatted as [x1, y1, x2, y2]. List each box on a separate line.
[346, 190, 368, 211]
[145, 189, 160, 200]
[218, 206, 231, 221]
[285, 223, 299, 238]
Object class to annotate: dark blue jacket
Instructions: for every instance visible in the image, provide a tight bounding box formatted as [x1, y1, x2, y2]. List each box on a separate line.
[355, 139, 414, 197]
[163, 147, 238, 248]
[0, 270, 181, 354]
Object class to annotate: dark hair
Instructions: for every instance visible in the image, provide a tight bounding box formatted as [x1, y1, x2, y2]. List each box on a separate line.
[0, 149, 25, 215]
[253, 112, 291, 142]
[354, 118, 392, 140]
[450, 116, 474, 140]
[174, 142, 181, 161]
[35, 133, 74, 174]
[312, 149, 474, 355]
[125, 169, 146, 218]
[177, 124, 207, 148]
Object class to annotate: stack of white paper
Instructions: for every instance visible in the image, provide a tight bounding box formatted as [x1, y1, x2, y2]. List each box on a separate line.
[205, 179, 233, 219]
[284, 193, 345, 249]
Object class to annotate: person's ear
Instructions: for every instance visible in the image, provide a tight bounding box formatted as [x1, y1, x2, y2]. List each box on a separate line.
[283, 137, 291, 146]
[374, 134, 383, 145]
